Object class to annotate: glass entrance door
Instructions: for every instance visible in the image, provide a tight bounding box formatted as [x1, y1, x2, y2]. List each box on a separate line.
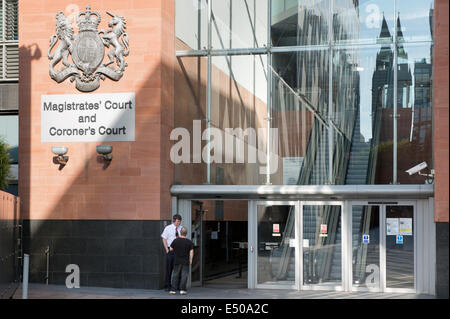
[254, 202, 299, 289]
[249, 200, 416, 292]
[191, 201, 205, 287]
[351, 202, 416, 293]
[301, 202, 344, 290]
[351, 204, 381, 291]
[384, 205, 415, 291]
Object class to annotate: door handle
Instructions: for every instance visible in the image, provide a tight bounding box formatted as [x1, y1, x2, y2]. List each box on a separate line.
[250, 246, 254, 253]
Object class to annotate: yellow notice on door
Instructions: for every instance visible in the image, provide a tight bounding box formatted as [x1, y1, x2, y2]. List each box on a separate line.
[399, 218, 413, 236]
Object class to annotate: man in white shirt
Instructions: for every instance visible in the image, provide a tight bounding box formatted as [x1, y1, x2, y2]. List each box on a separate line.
[161, 214, 182, 290]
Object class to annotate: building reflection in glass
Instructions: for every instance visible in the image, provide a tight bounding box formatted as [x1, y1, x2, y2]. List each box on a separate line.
[174, 0, 434, 186]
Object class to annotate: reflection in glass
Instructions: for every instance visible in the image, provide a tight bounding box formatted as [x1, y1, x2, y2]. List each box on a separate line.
[174, 56, 207, 185]
[386, 206, 414, 289]
[271, 0, 330, 46]
[257, 205, 295, 285]
[352, 206, 380, 290]
[333, 44, 395, 185]
[176, 0, 208, 50]
[396, 43, 433, 184]
[333, 0, 394, 45]
[331, 47, 359, 185]
[174, 0, 434, 187]
[271, 51, 330, 185]
[397, 0, 434, 42]
[303, 205, 342, 286]
[212, 0, 267, 49]
[210, 55, 267, 185]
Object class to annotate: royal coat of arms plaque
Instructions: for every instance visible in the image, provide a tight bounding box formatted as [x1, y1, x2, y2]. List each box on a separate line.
[48, 5, 130, 92]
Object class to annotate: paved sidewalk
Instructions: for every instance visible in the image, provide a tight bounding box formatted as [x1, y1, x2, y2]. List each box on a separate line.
[13, 283, 435, 299]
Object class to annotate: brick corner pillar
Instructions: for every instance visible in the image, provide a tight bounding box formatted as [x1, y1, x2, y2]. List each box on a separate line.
[433, 0, 449, 299]
[160, 0, 176, 222]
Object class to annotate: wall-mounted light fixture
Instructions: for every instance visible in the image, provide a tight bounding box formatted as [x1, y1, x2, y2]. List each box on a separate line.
[97, 145, 113, 169]
[52, 146, 69, 169]
[96, 145, 113, 169]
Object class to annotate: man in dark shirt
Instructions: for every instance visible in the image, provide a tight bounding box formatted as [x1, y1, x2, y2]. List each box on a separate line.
[169, 227, 194, 295]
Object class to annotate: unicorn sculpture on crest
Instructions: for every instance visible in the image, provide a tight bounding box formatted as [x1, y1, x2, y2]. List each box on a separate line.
[99, 11, 129, 73]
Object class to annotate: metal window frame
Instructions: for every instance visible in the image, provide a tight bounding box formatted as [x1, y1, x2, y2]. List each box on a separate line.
[393, 0, 399, 184]
[170, 184, 434, 200]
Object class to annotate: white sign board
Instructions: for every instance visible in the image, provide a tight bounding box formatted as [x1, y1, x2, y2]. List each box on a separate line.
[283, 157, 303, 185]
[303, 239, 309, 248]
[399, 218, 413, 236]
[386, 218, 400, 235]
[41, 93, 135, 142]
[289, 239, 296, 248]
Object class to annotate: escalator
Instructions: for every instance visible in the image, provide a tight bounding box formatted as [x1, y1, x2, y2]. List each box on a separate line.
[268, 69, 353, 283]
[267, 71, 353, 283]
[267, 0, 362, 284]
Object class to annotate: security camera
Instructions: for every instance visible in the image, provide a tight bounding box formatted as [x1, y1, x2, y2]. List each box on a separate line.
[406, 162, 428, 176]
[96, 145, 113, 161]
[406, 161, 434, 184]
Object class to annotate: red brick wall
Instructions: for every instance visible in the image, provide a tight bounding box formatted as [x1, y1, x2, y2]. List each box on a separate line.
[434, 0, 449, 222]
[18, 0, 174, 221]
[0, 190, 20, 221]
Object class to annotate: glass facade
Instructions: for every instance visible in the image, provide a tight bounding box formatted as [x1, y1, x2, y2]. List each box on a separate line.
[272, 0, 330, 46]
[212, 0, 268, 49]
[175, 0, 434, 186]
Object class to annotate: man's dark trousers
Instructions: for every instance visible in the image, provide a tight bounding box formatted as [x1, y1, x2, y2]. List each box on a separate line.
[165, 250, 175, 289]
[171, 264, 189, 291]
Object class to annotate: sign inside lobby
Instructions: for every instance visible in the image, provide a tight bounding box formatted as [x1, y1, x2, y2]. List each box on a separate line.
[41, 92, 135, 142]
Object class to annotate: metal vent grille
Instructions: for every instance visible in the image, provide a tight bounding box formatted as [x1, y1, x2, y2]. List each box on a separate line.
[5, 44, 17, 78]
[4, 0, 18, 41]
[0, 0, 18, 81]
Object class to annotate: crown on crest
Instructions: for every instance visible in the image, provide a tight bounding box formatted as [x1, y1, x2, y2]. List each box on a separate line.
[77, 5, 101, 31]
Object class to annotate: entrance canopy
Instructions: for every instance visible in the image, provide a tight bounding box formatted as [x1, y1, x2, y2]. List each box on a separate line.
[170, 184, 434, 200]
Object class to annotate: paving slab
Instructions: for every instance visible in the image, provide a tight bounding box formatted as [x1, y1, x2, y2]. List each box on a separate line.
[12, 283, 435, 299]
